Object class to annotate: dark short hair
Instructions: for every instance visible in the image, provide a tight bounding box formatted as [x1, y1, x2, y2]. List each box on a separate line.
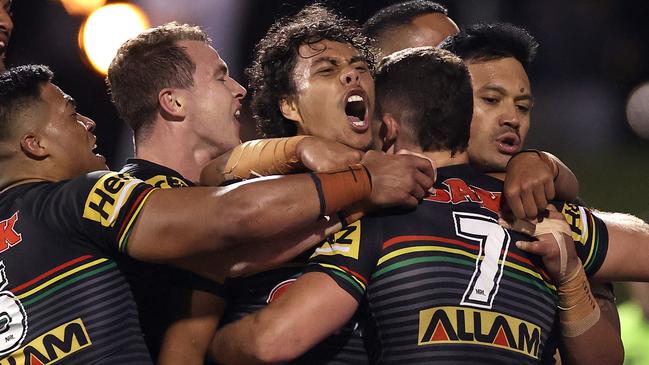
[439, 22, 538, 70]
[0, 64, 53, 140]
[248, 3, 375, 138]
[363, 1, 448, 39]
[375, 46, 472, 154]
[107, 22, 210, 139]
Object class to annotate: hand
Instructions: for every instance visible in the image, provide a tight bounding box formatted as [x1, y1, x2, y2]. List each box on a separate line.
[360, 150, 436, 209]
[507, 205, 580, 284]
[297, 137, 363, 173]
[503, 151, 557, 220]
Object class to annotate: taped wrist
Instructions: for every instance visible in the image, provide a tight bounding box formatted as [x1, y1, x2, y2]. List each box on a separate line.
[533, 217, 573, 279]
[309, 164, 372, 220]
[224, 136, 308, 181]
[557, 262, 600, 337]
[509, 149, 559, 181]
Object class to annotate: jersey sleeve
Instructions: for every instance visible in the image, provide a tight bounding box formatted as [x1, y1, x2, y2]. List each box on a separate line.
[555, 201, 609, 276]
[36, 171, 156, 256]
[303, 217, 383, 303]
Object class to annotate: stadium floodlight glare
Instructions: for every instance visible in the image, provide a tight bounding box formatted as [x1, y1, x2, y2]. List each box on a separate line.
[79, 3, 150, 75]
[60, 0, 106, 16]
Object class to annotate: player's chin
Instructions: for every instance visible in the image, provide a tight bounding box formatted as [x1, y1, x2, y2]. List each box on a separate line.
[345, 131, 373, 151]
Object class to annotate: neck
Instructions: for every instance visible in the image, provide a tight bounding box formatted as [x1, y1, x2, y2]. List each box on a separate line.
[0, 160, 59, 192]
[393, 141, 469, 168]
[422, 150, 469, 168]
[135, 123, 225, 183]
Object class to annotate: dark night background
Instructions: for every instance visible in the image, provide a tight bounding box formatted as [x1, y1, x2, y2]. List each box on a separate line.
[7, 0, 649, 220]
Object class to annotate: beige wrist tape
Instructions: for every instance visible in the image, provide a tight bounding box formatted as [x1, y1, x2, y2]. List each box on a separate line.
[310, 164, 372, 219]
[533, 218, 573, 278]
[224, 136, 308, 180]
[557, 263, 600, 337]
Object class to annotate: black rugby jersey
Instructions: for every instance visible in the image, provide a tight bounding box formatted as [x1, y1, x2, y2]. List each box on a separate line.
[221, 250, 370, 364]
[0, 171, 156, 364]
[305, 164, 608, 365]
[119, 159, 225, 361]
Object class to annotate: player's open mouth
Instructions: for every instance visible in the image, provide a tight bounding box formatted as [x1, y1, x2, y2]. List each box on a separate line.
[496, 132, 521, 154]
[344, 90, 369, 133]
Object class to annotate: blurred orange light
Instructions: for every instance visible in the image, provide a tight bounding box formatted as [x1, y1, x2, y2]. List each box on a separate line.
[60, 0, 107, 16]
[79, 3, 150, 75]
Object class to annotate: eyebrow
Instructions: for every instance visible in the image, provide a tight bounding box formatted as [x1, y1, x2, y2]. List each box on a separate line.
[480, 84, 534, 102]
[214, 64, 228, 78]
[311, 55, 368, 67]
[64, 95, 77, 109]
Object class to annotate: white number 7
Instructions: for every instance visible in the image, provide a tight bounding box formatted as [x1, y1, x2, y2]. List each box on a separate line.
[453, 212, 511, 309]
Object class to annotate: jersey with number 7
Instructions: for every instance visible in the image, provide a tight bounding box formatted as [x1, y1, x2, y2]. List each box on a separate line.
[305, 164, 608, 364]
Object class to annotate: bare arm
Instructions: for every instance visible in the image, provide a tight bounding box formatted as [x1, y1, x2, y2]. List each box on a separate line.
[128, 174, 322, 267]
[591, 211, 649, 282]
[209, 272, 358, 364]
[503, 150, 579, 219]
[129, 152, 435, 277]
[158, 290, 225, 365]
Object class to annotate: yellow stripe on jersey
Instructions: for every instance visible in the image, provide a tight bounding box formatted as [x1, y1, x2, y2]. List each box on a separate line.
[379, 245, 555, 291]
[17, 258, 108, 300]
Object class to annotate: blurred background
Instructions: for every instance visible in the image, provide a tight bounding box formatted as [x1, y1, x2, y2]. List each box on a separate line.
[7, 0, 649, 218]
[6, 1, 649, 361]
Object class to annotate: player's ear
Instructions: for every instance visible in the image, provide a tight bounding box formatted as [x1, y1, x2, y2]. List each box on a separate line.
[279, 96, 303, 125]
[158, 88, 185, 121]
[20, 132, 48, 159]
[381, 113, 399, 152]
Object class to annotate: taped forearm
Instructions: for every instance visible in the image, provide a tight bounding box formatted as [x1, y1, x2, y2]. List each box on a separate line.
[224, 136, 308, 181]
[309, 164, 372, 219]
[558, 263, 600, 337]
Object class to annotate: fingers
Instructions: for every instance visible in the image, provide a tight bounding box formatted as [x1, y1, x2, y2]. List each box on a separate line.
[544, 178, 556, 201]
[506, 193, 526, 220]
[532, 186, 549, 217]
[516, 240, 550, 256]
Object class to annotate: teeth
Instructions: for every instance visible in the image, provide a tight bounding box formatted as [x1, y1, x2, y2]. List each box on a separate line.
[352, 120, 366, 127]
[347, 95, 364, 103]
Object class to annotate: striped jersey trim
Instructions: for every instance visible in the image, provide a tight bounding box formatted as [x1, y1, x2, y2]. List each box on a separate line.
[117, 187, 156, 253]
[11, 256, 117, 307]
[377, 236, 556, 292]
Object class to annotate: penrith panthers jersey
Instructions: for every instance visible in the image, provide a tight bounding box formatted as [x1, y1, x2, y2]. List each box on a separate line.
[306, 164, 608, 365]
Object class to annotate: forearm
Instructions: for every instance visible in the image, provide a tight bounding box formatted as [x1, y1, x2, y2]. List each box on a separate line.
[560, 316, 623, 365]
[210, 313, 279, 365]
[592, 211, 649, 281]
[200, 137, 307, 186]
[210, 272, 358, 364]
[159, 291, 225, 365]
[225, 218, 344, 277]
[546, 152, 579, 201]
[558, 271, 623, 364]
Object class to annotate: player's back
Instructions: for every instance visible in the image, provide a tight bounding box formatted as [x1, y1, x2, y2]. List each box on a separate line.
[308, 164, 560, 364]
[366, 164, 558, 364]
[0, 177, 152, 364]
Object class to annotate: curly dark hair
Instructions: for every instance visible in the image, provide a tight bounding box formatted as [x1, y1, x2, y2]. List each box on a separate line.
[439, 22, 538, 71]
[247, 3, 375, 138]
